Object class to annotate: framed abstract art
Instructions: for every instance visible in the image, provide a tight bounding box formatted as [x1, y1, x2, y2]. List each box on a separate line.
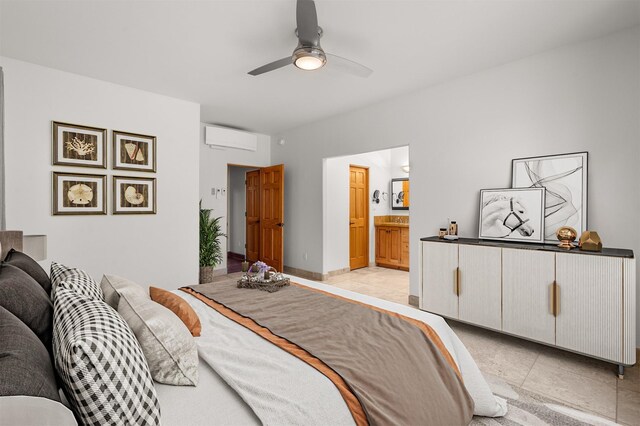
[512, 152, 587, 242]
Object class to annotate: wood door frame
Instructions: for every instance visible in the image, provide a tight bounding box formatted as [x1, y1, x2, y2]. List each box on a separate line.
[227, 163, 260, 259]
[349, 164, 369, 270]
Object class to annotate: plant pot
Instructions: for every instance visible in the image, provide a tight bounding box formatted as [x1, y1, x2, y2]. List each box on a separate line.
[199, 266, 214, 284]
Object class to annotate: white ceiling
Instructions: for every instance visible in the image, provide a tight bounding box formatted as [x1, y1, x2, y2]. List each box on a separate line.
[1, 1, 638, 134]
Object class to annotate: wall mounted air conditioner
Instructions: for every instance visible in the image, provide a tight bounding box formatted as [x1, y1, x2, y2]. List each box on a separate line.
[205, 125, 257, 151]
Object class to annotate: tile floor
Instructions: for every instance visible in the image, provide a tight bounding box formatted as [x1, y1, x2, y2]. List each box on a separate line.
[320, 266, 640, 425]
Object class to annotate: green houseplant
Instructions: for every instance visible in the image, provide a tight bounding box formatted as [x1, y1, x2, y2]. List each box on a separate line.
[199, 201, 226, 283]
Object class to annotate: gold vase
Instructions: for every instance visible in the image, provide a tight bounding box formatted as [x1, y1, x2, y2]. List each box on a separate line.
[556, 226, 578, 250]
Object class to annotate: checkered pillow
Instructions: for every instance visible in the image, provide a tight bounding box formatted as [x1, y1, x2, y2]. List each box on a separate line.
[53, 287, 161, 426]
[50, 262, 103, 301]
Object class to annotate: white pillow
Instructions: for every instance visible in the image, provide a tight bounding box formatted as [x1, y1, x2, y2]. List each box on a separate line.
[115, 277, 199, 386]
[0, 396, 76, 426]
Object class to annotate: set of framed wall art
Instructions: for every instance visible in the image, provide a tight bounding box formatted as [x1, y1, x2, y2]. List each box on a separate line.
[51, 121, 157, 215]
[478, 152, 588, 244]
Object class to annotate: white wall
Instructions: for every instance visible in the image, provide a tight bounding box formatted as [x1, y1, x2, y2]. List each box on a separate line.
[199, 124, 270, 271]
[227, 166, 255, 256]
[1, 57, 200, 288]
[272, 27, 640, 339]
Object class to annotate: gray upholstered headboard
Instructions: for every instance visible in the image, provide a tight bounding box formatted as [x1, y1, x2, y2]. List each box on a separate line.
[0, 230, 23, 259]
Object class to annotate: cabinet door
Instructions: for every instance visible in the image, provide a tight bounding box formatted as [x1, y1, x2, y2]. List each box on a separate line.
[502, 249, 556, 344]
[458, 245, 502, 330]
[556, 254, 623, 362]
[387, 228, 402, 265]
[421, 242, 458, 318]
[400, 228, 410, 268]
[375, 227, 388, 263]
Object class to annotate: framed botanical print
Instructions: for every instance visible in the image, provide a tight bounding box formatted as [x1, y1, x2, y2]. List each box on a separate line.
[113, 131, 157, 172]
[52, 121, 107, 168]
[478, 187, 546, 244]
[113, 176, 156, 214]
[53, 172, 107, 215]
[512, 152, 587, 243]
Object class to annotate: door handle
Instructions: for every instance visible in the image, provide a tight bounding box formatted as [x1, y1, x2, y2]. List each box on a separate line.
[454, 267, 460, 296]
[350, 221, 355, 225]
[277, 222, 284, 227]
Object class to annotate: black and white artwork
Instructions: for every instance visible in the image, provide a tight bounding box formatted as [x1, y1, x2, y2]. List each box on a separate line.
[512, 152, 587, 242]
[479, 188, 546, 243]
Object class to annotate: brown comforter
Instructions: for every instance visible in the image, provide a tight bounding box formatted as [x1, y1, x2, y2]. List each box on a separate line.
[181, 280, 474, 425]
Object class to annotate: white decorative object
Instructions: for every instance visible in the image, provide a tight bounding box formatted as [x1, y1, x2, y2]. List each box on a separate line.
[420, 239, 636, 373]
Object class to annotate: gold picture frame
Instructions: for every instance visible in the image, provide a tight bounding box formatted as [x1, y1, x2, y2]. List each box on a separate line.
[52, 121, 107, 168]
[52, 172, 107, 215]
[112, 175, 157, 215]
[113, 130, 157, 172]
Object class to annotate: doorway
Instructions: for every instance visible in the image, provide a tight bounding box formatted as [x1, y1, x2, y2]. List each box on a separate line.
[349, 165, 369, 270]
[227, 164, 285, 273]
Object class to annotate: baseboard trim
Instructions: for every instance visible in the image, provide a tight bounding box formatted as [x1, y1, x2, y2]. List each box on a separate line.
[283, 266, 325, 281]
[408, 295, 419, 307]
[212, 267, 228, 277]
[326, 267, 350, 278]
[227, 252, 245, 261]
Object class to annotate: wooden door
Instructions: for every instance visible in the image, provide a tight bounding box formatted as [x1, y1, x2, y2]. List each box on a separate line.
[349, 166, 369, 270]
[502, 249, 556, 344]
[259, 165, 284, 272]
[245, 170, 260, 262]
[458, 245, 502, 330]
[555, 254, 623, 362]
[421, 242, 459, 318]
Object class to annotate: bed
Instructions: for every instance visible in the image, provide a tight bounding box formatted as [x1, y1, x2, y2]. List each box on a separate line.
[158, 275, 507, 425]
[0, 230, 506, 425]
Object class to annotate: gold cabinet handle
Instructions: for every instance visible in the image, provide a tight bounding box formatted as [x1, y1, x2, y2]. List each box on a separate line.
[550, 281, 560, 316]
[453, 267, 461, 296]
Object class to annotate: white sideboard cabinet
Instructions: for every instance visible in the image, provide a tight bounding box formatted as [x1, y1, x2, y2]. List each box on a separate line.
[420, 237, 636, 377]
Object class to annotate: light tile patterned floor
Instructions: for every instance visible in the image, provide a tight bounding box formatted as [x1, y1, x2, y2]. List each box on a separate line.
[320, 266, 640, 425]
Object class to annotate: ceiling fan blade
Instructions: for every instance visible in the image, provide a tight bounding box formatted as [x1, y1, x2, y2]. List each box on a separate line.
[326, 53, 373, 78]
[296, 0, 319, 46]
[248, 57, 292, 76]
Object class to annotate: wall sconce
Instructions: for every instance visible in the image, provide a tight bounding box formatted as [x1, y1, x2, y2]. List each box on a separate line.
[401, 165, 410, 173]
[372, 190, 381, 204]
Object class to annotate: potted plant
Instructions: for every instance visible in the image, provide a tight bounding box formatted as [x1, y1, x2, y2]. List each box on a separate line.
[199, 201, 226, 284]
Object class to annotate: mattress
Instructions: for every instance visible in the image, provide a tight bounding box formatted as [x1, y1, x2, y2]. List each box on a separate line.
[158, 274, 507, 425]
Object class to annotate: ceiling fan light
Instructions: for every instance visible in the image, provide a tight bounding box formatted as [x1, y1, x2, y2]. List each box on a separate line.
[293, 47, 326, 71]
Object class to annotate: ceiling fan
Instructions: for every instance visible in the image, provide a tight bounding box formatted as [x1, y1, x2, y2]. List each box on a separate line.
[248, 0, 373, 78]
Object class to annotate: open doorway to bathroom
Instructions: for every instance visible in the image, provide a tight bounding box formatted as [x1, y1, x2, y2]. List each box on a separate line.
[322, 146, 410, 306]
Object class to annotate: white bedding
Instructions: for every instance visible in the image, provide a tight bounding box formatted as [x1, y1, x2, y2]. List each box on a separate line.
[171, 275, 507, 425]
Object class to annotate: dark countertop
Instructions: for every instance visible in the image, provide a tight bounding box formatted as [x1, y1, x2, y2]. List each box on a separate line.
[420, 236, 634, 258]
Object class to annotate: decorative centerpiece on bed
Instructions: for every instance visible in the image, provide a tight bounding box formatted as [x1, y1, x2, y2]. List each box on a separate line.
[237, 261, 290, 292]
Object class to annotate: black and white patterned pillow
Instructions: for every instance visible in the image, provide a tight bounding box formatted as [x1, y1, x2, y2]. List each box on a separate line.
[53, 287, 161, 426]
[50, 262, 103, 301]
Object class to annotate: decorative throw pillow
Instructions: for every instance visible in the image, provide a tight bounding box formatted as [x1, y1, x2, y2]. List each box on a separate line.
[4, 249, 52, 294]
[117, 279, 199, 386]
[53, 288, 161, 425]
[0, 306, 60, 402]
[50, 262, 103, 302]
[149, 286, 202, 337]
[100, 274, 147, 309]
[0, 263, 53, 350]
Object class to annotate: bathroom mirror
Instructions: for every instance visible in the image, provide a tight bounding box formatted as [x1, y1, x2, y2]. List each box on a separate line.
[391, 178, 409, 210]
